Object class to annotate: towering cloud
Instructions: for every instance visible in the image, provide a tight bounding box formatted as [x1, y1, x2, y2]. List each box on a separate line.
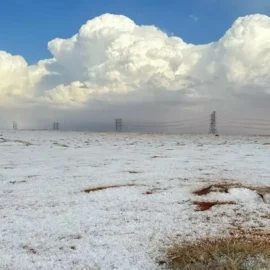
[41, 14, 270, 106]
[0, 51, 46, 107]
[1, 13, 270, 128]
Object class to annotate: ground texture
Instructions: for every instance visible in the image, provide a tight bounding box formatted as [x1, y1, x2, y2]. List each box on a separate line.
[0, 131, 269, 269]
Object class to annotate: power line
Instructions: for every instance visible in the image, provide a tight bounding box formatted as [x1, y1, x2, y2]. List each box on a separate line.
[130, 119, 205, 124]
[218, 121, 270, 127]
[219, 116, 270, 123]
[127, 121, 205, 128]
[219, 125, 270, 130]
[6, 111, 269, 135]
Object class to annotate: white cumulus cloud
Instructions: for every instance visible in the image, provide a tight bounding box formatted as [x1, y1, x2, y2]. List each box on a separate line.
[1, 13, 270, 131]
[40, 13, 270, 106]
[0, 51, 47, 107]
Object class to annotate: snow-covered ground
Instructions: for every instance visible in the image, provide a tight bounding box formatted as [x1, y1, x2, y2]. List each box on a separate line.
[0, 130, 269, 270]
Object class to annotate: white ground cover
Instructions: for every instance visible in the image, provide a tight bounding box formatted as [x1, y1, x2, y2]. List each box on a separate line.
[0, 131, 269, 269]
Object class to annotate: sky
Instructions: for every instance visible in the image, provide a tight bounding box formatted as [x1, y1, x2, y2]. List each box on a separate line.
[1, 0, 270, 64]
[0, 0, 270, 134]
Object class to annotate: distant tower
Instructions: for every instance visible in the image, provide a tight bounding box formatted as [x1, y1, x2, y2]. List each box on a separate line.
[115, 119, 123, 132]
[209, 111, 218, 135]
[13, 121, 18, 130]
[53, 122, 59, 130]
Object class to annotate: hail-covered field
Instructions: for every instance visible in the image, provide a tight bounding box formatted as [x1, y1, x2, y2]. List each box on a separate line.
[0, 130, 270, 270]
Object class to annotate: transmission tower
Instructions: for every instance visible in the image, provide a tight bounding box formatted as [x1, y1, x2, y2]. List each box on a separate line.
[13, 121, 18, 130]
[53, 122, 59, 130]
[115, 119, 123, 132]
[209, 111, 218, 135]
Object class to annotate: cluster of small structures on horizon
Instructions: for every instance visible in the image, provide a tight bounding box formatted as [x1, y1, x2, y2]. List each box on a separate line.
[11, 111, 220, 135]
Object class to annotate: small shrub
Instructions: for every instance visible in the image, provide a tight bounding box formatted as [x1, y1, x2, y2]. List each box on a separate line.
[166, 235, 270, 270]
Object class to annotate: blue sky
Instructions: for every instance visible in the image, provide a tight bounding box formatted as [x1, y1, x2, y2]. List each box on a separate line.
[0, 0, 269, 64]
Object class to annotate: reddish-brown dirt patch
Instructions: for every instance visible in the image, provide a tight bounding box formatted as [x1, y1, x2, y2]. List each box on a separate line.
[143, 187, 166, 195]
[83, 184, 136, 193]
[194, 201, 235, 211]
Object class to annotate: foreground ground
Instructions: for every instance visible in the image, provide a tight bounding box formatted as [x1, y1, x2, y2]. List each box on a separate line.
[0, 131, 269, 269]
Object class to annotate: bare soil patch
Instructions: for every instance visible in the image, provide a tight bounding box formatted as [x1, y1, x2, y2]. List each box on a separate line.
[193, 201, 235, 211]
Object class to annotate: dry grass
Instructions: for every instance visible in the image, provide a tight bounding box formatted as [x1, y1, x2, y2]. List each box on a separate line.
[166, 234, 270, 270]
[254, 186, 270, 196]
[0, 138, 33, 146]
[193, 183, 241, 196]
[83, 184, 135, 193]
[193, 183, 270, 197]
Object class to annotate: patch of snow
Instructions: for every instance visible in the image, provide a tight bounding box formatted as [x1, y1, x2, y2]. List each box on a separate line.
[264, 193, 270, 204]
[228, 188, 263, 203]
[0, 131, 269, 269]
